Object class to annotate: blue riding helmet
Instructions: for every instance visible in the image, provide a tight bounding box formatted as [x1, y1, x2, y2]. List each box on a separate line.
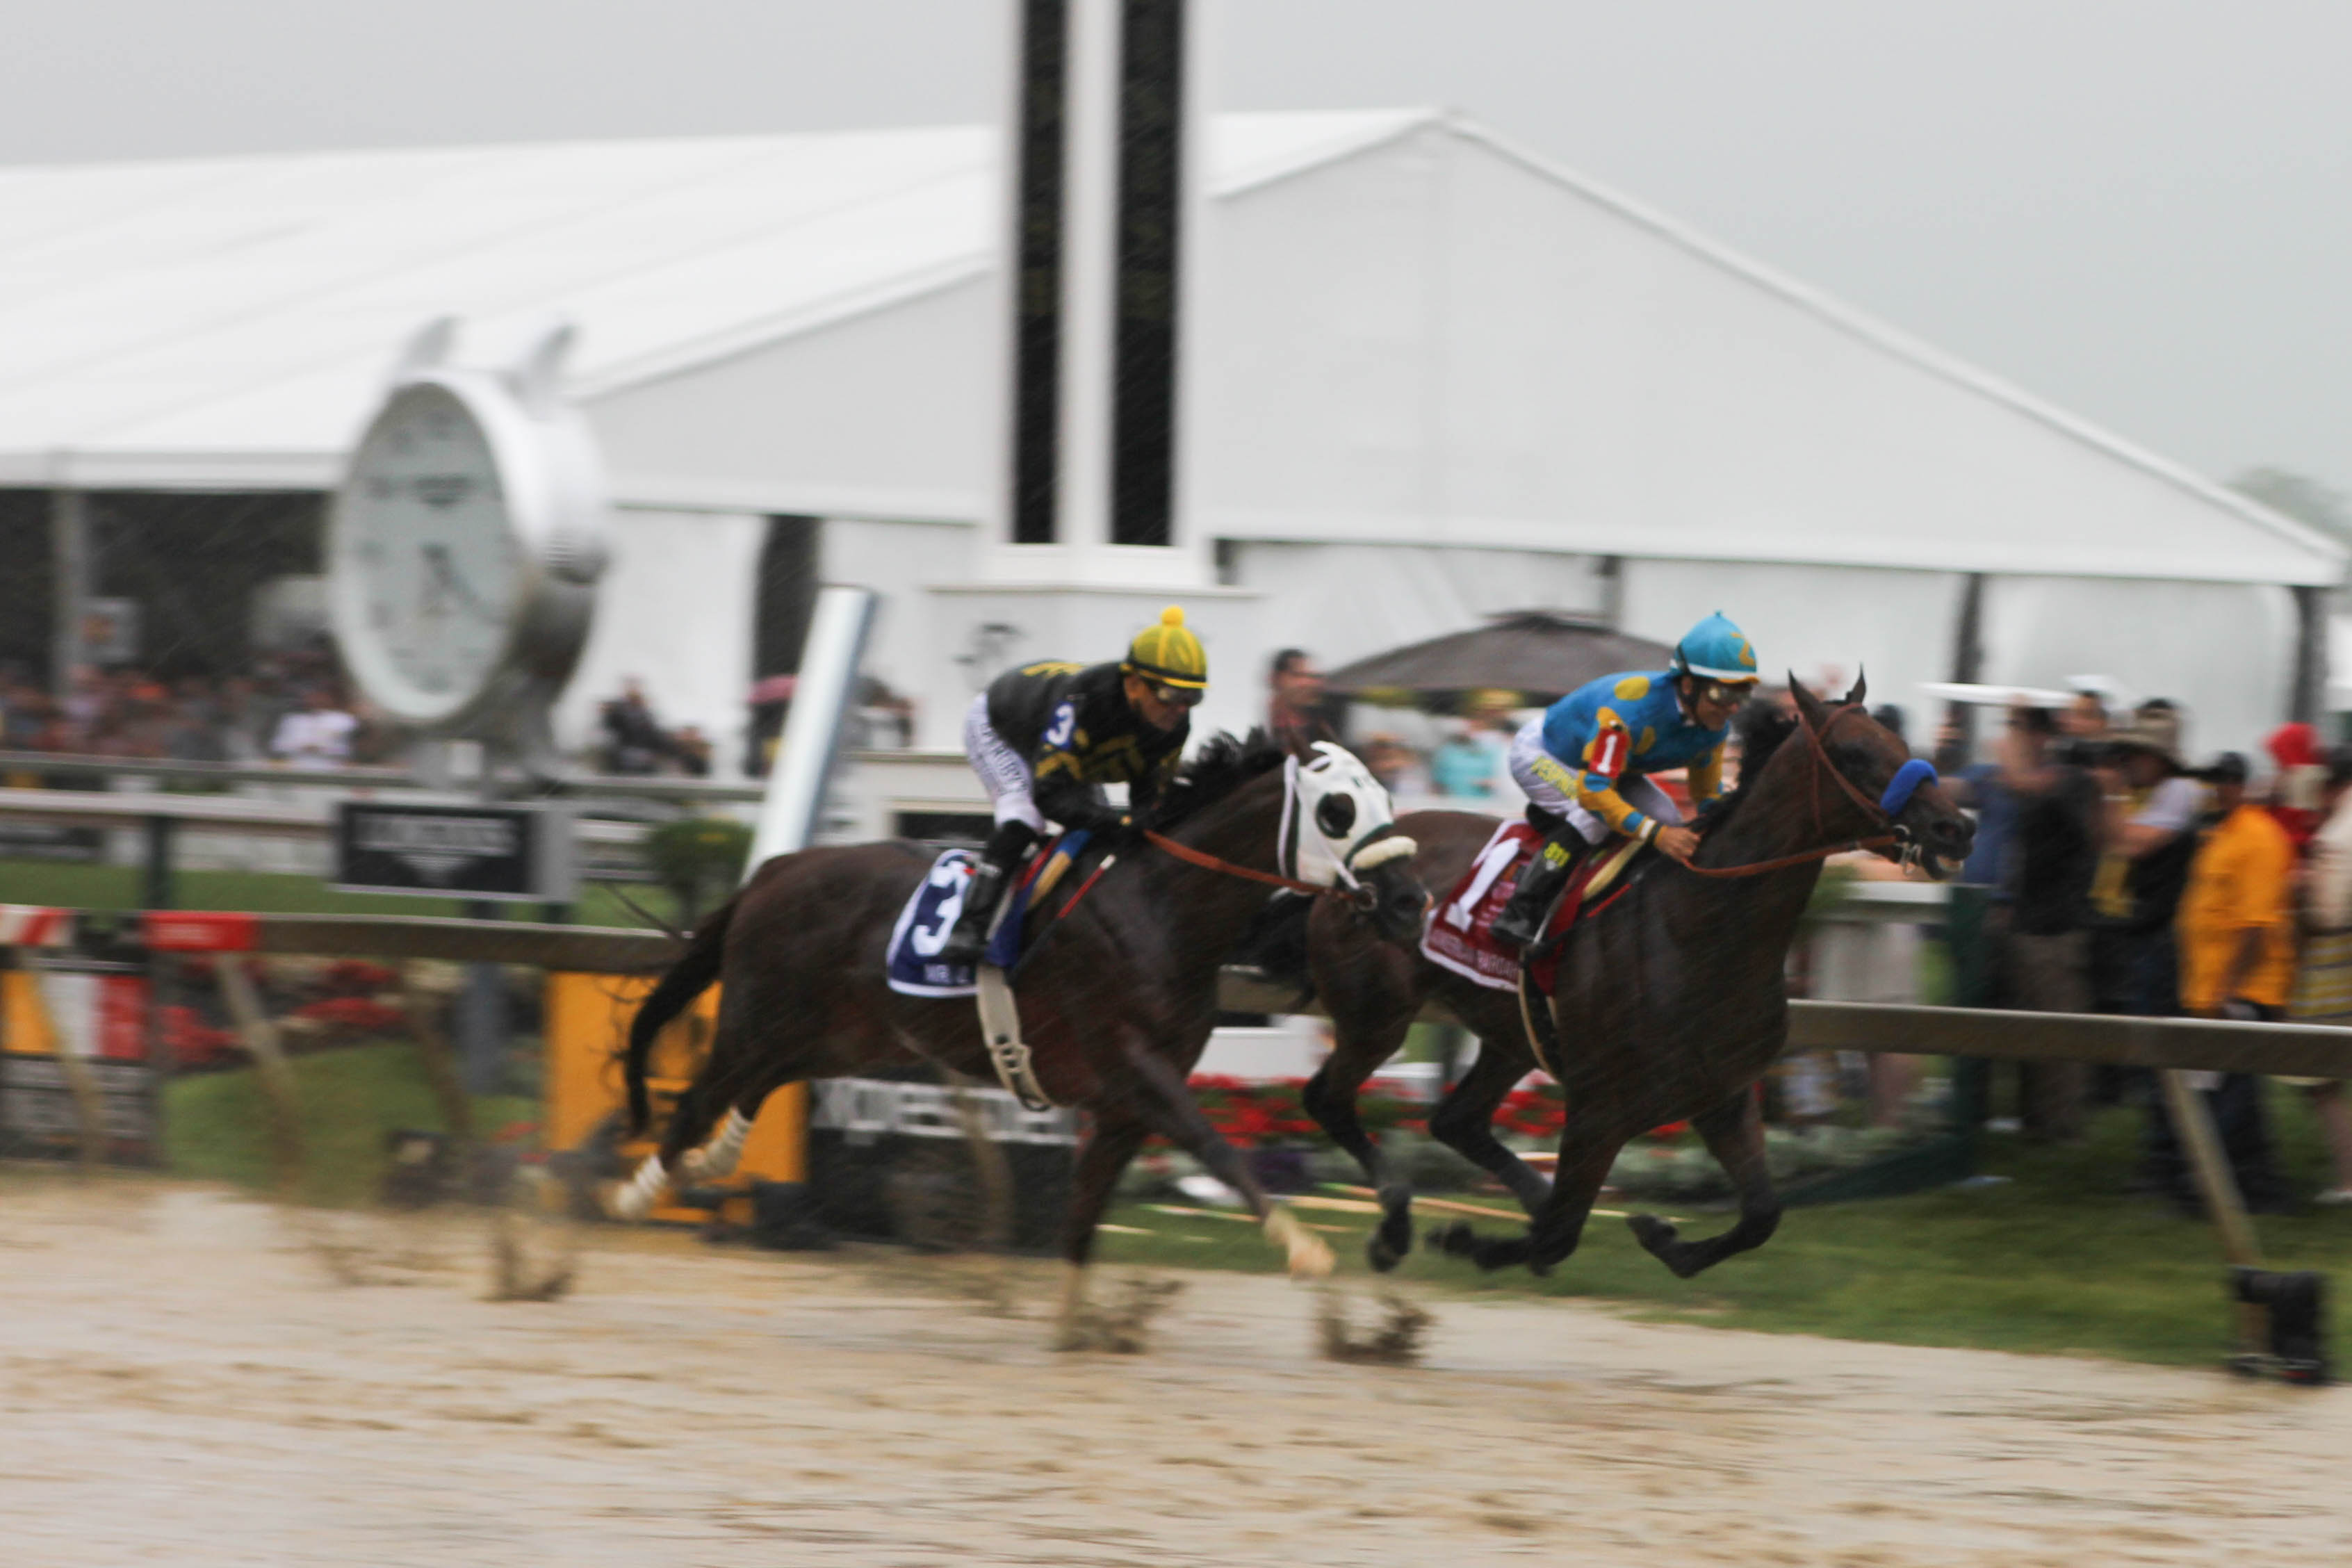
[1669, 612, 1760, 685]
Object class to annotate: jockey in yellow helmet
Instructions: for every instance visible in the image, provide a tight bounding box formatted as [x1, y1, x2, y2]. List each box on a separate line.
[938, 606, 1208, 965]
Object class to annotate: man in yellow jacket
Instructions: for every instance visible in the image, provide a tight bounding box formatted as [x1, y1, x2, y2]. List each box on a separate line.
[2156, 751, 2294, 1211]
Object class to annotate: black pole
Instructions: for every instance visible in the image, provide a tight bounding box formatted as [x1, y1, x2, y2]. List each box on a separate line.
[140, 814, 176, 910]
[456, 899, 507, 1095]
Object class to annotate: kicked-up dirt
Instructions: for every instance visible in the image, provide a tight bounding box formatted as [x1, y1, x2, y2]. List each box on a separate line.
[2, 1173, 2346, 1567]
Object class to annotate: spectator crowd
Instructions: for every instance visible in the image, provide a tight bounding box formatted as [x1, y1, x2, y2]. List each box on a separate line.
[0, 646, 385, 771]
[1941, 691, 2352, 1214]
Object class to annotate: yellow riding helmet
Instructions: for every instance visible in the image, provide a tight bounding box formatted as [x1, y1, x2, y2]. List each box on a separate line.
[1125, 605, 1209, 692]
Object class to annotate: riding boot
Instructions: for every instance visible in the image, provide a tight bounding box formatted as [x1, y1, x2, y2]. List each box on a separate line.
[1490, 830, 1587, 955]
[938, 820, 1038, 967]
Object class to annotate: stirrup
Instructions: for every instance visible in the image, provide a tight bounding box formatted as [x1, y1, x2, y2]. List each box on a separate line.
[1491, 908, 1547, 954]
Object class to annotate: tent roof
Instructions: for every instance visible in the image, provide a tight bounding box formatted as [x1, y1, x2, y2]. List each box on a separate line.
[0, 108, 2331, 588]
[0, 111, 1423, 490]
[1325, 612, 1677, 704]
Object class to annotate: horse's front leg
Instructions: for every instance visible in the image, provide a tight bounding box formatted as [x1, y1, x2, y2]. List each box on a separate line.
[1120, 1040, 1333, 1280]
[1627, 1086, 1781, 1279]
[1435, 1108, 1622, 1276]
[1426, 1030, 1553, 1216]
[1052, 1108, 1150, 1349]
[1301, 1007, 1416, 1272]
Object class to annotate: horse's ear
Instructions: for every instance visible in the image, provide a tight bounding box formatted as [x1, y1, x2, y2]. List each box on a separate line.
[1788, 672, 1829, 729]
[1844, 667, 1868, 708]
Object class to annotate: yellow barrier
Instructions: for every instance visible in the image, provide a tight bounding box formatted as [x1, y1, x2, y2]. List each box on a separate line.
[1, 970, 54, 1055]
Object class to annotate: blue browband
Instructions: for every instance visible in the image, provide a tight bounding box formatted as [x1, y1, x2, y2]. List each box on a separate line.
[1879, 758, 1937, 817]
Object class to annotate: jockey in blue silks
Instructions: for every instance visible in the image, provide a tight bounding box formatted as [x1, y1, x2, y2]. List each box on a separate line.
[1489, 612, 1762, 954]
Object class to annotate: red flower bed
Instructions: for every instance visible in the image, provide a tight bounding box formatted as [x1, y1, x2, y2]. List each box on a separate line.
[1494, 1084, 1566, 1141]
[1146, 1075, 1681, 1154]
[316, 960, 399, 995]
[289, 995, 406, 1036]
[160, 1005, 241, 1070]
[1170, 1075, 1426, 1151]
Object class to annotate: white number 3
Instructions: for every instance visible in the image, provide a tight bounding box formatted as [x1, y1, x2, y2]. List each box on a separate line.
[1044, 701, 1076, 749]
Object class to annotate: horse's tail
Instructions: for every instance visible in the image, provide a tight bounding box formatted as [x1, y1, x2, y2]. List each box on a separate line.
[624, 897, 737, 1136]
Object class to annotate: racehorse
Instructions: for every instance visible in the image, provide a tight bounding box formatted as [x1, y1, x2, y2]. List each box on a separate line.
[610, 734, 1428, 1338]
[1291, 675, 1972, 1280]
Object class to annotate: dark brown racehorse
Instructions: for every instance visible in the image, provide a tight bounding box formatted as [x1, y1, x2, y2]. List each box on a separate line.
[610, 733, 1428, 1336]
[1292, 675, 1972, 1279]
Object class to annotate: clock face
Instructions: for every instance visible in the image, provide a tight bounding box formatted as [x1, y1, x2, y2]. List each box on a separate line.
[332, 383, 525, 722]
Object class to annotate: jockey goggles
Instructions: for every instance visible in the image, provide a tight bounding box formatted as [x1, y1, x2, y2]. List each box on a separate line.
[1143, 679, 1204, 709]
[1690, 677, 1758, 709]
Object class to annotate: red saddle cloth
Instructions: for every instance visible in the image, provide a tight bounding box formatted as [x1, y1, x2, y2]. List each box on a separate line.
[1419, 821, 1630, 995]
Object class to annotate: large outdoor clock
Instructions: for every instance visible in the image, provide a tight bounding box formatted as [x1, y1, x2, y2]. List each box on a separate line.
[328, 318, 608, 740]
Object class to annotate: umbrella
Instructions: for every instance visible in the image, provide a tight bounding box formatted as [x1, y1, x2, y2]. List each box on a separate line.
[1323, 612, 1676, 706]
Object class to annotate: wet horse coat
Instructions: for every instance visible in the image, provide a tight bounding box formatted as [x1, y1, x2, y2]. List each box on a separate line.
[1296, 677, 1973, 1279]
[613, 734, 1429, 1325]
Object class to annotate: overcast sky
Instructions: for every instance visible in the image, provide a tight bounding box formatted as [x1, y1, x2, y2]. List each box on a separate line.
[5, 1, 2346, 499]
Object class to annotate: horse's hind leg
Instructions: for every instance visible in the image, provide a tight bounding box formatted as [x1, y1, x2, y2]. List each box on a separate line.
[1301, 1009, 1415, 1271]
[1052, 1108, 1150, 1348]
[1427, 1033, 1553, 1217]
[1627, 1088, 1781, 1279]
[678, 1076, 779, 1181]
[613, 1018, 794, 1219]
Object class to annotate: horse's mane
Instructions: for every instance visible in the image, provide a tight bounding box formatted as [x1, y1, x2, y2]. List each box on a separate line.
[1697, 699, 1799, 836]
[1145, 728, 1289, 832]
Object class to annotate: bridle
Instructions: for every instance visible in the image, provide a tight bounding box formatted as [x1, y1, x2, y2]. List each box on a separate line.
[1681, 702, 1940, 881]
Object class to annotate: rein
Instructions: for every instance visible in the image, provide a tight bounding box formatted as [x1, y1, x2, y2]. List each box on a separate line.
[1678, 702, 1915, 881]
[1141, 829, 1335, 898]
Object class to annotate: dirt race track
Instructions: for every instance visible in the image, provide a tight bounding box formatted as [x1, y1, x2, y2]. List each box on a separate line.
[5, 1175, 2349, 1567]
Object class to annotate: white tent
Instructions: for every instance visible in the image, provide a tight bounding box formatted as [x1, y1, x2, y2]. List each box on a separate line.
[0, 111, 2333, 765]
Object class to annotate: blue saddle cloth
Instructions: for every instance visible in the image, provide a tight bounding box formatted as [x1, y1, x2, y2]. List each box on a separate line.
[884, 832, 1090, 997]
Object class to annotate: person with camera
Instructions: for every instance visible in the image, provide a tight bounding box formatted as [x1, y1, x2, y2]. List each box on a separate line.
[1996, 703, 2102, 1140]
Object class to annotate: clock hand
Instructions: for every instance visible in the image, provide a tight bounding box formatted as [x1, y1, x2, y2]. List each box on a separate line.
[421, 544, 500, 619]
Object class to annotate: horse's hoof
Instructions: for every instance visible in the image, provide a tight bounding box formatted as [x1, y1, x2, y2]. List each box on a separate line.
[1288, 1232, 1337, 1280]
[1429, 1220, 1476, 1258]
[1367, 1208, 1413, 1273]
[603, 1180, 653, 1223]
[1366, 1234, 1402, 1273]
[1626, 1212, 1678, 1252]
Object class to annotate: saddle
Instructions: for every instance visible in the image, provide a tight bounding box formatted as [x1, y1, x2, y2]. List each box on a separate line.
[1421, 822, 1644, 996]
[885, 831, 1104, 1112]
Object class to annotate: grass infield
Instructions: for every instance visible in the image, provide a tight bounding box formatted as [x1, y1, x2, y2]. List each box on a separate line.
[1097, 1097, 2352, 1370]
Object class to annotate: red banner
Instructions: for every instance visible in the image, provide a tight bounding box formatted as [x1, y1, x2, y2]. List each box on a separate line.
[141, 910, 259, 953]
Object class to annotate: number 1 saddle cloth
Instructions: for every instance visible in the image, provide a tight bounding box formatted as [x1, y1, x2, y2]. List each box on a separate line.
[1420, 821, 1642, 995]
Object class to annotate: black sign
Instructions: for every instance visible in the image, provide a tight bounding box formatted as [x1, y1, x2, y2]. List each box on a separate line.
[0, 822, 105, 863]
[335, 802, 575, 901]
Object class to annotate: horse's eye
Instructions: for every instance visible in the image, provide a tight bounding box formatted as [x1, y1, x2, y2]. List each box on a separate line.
[1315, 793, 1357, 838]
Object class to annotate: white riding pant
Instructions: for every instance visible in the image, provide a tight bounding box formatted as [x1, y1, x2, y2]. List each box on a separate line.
[1507, 717, 1683, 845]
[964, 692, 1045, 831]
